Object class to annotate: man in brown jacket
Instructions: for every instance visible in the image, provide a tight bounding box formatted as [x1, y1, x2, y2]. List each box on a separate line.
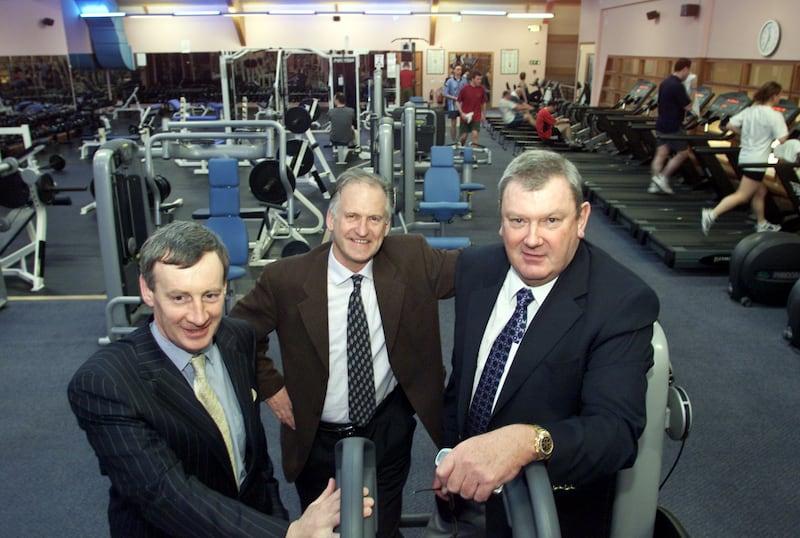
[231, 169, 458, 538]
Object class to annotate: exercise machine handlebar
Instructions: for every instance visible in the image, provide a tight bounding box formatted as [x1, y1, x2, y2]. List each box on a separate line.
[503, 462, 562, 538]
[335, 437, 378, 538]
[144, 120, 291, 226]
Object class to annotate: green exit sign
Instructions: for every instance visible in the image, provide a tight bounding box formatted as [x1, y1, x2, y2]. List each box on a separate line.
[529, 60, 540, 65]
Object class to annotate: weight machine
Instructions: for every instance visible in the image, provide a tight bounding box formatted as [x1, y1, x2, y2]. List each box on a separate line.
[1, 128, 84, 294]
[1, 146, 46, 293]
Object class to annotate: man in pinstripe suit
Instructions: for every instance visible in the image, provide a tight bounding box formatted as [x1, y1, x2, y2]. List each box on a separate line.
[69, 221, 371, 537]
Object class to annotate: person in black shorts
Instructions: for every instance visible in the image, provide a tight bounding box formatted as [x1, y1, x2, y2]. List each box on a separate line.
[701, 81, 789, 235]
[649, 58, 693, 195]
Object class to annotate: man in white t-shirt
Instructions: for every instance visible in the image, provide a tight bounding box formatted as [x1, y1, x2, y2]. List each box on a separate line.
[702, 81, 789, 234]
[498, 90, 536, 128]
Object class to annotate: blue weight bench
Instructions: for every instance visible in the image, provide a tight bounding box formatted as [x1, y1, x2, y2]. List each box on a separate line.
[418, 146, 471, 250]
[459, 146, 487, 219]
[202, 158, 249, 311]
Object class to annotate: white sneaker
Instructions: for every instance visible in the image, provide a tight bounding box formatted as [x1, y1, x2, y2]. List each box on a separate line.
[701, 208, 714, 236]
[647, 182, 660, 194]
[651, 174, 674, 195]
[755, 221, 781, 232]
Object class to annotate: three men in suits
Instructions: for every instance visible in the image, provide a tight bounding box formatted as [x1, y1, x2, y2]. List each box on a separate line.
[69, 221, 370, 537]
[230, 169, 459, 538]
[428, 150, 659, 537]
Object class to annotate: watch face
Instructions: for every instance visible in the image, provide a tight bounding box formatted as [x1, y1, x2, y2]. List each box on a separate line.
[541, 435, 554, 455]
[758, 20, 780, 57]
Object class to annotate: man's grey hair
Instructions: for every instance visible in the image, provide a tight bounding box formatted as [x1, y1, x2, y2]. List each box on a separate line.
[328, 168, 394, 221]
[497, 149, 584, 214]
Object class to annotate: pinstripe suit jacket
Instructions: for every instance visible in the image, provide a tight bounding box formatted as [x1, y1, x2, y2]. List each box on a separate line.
[68, 317, 289, 537]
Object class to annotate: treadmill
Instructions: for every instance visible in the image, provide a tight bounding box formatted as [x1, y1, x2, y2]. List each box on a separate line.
[644, 95, 799, 269]
[513, 80, 657, 154]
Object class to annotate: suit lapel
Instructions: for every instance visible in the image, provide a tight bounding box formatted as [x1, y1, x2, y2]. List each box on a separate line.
[215, 320, 259, 480]
[493, 243, 590, 416]
[373, 250, 404, 354]
[297, 245, 332, 374]
[136, 327, 236, 482]
[457, 249, 508, 434]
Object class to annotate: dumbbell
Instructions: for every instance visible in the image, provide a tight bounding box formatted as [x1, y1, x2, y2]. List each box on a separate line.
[36, 173, 87, 205]
[39, 154, 67, 172]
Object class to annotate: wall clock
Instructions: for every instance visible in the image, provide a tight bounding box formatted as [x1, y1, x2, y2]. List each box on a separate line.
[757, 19, 781, 57]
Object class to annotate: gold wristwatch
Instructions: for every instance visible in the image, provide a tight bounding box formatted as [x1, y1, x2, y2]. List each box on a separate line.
[533, 425, 554, 460]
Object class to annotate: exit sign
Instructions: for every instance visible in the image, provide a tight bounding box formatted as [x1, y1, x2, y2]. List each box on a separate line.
[528, 60, 541, 65]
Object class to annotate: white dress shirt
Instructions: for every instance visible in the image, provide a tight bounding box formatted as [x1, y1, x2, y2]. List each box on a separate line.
[470, 269, 558, 412]
[323, 249, 397, 423]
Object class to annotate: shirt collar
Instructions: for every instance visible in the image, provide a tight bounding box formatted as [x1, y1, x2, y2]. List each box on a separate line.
[328, 248, 375, 286]
[150, 322, 214, 373]
[504, 268, 558, 305]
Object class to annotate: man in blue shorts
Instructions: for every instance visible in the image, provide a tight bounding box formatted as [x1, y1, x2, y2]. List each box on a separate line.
[443, 64, 467, 143]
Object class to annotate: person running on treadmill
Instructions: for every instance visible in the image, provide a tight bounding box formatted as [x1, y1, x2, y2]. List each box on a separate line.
[701, 81, 789, 235]
[649, 58, 693, 195]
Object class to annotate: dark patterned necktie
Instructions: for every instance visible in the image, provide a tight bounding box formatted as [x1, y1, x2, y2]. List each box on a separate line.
[347, 275, 376, 426]
[465, 288, 535, 438]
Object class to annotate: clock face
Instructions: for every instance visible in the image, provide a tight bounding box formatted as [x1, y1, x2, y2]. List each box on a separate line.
[758, 19, 780, 57]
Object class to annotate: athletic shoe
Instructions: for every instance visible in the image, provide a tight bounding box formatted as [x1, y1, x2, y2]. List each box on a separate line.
[651, 174, 674, 195]
[755, 221, 781, 232]
[701, 208, 714, 236]
[647, 182, 660, 194]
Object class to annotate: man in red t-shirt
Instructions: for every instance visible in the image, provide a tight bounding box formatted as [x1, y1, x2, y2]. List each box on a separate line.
[535, 101, 575, 144]
[456, 71, 487, 147]
[399, 62, 415, 104]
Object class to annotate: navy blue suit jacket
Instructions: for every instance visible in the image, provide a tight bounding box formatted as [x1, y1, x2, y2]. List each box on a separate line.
[68, 317, 289, 537]
[444, 241, 659, 536]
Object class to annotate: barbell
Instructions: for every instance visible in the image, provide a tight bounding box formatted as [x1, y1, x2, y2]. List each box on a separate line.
[248, 139, 314, 206]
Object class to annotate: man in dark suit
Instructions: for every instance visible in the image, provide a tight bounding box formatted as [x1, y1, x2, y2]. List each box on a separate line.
[69, 221, 370, 537]
[428, 150, 659, 537]
[231, 169, 459, 538]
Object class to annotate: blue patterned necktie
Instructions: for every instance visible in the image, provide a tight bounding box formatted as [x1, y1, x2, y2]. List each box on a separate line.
[465, 288, 535, 438]
[347, 275, 376, 426]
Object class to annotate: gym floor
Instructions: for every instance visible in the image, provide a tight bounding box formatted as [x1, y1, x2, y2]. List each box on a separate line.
[2, 111, 799, 536]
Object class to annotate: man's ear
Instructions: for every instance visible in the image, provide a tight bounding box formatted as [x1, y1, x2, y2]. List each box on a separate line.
[325, 209, 334, 232]
[577, 201, 591, 239]
[139, 275, 154, 307]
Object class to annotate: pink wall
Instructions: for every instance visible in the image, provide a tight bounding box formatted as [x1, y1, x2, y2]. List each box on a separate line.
[582, 0, 798, 104]
[0, 0, 69, 56]
[4, 0, 796, 107]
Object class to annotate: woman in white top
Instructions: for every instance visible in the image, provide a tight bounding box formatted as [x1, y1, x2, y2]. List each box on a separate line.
[701, 81, 789, 235]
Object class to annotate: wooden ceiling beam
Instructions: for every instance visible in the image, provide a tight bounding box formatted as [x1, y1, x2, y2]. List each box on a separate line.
[229, 0, 246, 46]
